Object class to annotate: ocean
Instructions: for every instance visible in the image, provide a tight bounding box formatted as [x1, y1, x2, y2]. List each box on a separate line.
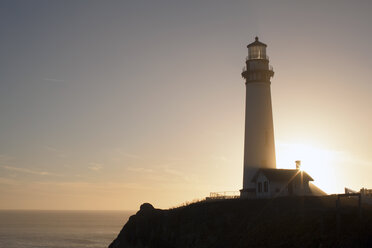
[0, 210, 134, 248]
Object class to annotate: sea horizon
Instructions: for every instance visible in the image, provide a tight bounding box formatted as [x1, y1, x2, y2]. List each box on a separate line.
[0, 209, 135, 248]
[0, 209, 137, 212]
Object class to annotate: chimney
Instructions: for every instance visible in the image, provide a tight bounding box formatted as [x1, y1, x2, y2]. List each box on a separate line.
[295, 160, 301, 170]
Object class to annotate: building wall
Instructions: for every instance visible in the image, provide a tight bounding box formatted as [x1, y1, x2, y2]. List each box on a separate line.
[255, 172, 312, 198]
[291, 175, 311, 196]
[270, 181, 289, 197]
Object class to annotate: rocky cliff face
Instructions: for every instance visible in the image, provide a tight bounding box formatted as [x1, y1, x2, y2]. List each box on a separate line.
[109, 197, 372, 248]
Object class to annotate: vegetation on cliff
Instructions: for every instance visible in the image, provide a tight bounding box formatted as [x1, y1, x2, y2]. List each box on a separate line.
[109, 196, 372, 248]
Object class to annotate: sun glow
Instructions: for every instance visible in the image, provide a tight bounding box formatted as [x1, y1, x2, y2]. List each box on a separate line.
[276, 142, 341, 194]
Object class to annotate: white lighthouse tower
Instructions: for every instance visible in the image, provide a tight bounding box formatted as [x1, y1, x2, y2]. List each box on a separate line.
[240, 37, 276, 198]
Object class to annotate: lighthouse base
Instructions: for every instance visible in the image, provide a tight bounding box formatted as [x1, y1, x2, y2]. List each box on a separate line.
[240, 188, 256, 198]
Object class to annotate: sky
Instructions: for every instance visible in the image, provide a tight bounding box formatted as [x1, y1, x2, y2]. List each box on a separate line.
[0, 0, 371, 210]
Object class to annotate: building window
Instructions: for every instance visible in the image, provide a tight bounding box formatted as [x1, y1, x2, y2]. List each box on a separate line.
[264, 181, 268, 192]
[258, 182, 262, 193]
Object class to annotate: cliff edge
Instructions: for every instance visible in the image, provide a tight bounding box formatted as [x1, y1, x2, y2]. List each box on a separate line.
[109, 196, 372, 248]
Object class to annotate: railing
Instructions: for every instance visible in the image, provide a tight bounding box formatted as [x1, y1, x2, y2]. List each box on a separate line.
[242, 65, 274, 72]
[207, 191, 240, 200]
[246, 55, 269, 61]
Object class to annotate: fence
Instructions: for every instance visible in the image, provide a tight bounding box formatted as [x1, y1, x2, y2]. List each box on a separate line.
[206, 191, 240, 200]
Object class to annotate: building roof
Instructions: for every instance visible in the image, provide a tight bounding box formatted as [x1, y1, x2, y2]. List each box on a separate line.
[247, 37, 267, 48]
[251, 169, 314, 183]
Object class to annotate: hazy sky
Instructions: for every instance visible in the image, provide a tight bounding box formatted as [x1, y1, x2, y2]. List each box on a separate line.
[0, 0, 371, 210]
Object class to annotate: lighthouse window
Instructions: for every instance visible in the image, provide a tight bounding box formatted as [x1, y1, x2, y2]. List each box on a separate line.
[264, 181, 268, 192]
[249, 46, 266, 59]
[258, 182, 262, 193]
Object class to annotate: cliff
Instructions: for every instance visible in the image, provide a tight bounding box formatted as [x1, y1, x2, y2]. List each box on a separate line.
[109, 196, 372, 248]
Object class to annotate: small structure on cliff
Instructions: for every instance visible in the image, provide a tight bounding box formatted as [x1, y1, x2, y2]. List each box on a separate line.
[345, 187, 372, 205]
[252, 168, 313, 198]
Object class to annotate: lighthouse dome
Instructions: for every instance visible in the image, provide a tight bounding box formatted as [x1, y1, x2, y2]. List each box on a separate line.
[247, 36, 267, 48]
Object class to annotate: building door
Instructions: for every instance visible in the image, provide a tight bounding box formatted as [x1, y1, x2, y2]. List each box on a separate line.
[288, 182, 293, 195]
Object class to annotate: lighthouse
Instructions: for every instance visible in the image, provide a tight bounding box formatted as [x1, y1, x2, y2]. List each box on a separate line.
[240, 37, 276, 198]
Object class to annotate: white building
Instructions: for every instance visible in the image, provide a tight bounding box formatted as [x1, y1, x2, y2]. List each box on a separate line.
[251, 168, 314, 198]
